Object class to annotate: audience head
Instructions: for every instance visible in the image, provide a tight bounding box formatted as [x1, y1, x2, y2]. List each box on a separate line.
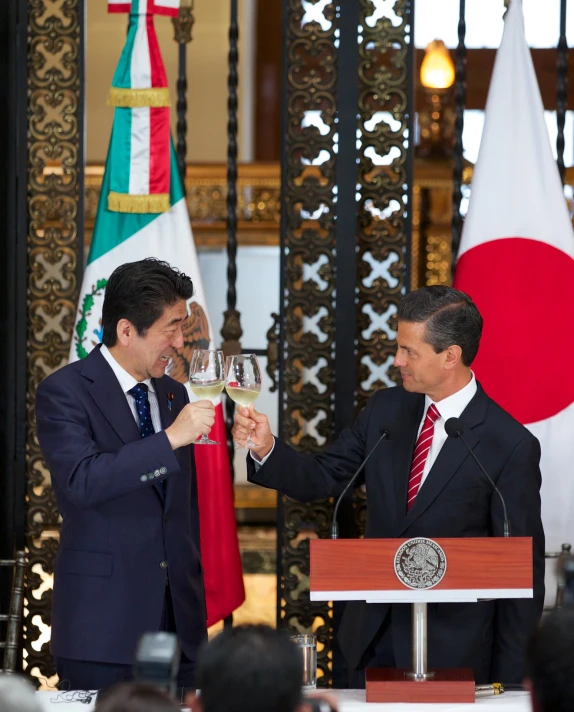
[525, 609, 574, 712]
[0, 674, 42, 712]
[95, 682, 181, 712]
[193, 624, 303, 712]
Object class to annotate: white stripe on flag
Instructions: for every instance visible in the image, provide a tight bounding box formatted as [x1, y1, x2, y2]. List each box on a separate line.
[131, 8, 151, 89]
[155, 0, 180, 10]
[129, 107, 151, 195]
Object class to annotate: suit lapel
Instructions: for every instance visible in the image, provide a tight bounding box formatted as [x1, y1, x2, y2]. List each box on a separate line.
[153, 376, 177, 432]
[84, 349, 141, 445]
[398, 384, 489, 535]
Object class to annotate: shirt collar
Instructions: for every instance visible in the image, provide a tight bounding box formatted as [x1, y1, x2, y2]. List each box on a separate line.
[424, 372, 477, 422]
[100, 344, 155, 395]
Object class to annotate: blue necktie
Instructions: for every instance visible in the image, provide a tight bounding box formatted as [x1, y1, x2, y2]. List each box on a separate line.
[129, 383, 155, 439]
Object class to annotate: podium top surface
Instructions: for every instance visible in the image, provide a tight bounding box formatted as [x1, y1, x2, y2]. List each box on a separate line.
[310, 537, 533, 603]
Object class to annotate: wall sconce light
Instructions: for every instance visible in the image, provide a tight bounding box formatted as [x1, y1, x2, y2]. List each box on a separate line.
[420, 40, 455, 90]
[418, 40, 456, 157]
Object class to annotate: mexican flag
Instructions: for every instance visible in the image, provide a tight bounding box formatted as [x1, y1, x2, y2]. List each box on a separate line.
[454, 0, 574, 555]
[70, 0, 245, 626]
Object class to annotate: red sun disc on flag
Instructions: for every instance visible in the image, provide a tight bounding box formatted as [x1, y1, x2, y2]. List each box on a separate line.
[454, 237, 574, 425]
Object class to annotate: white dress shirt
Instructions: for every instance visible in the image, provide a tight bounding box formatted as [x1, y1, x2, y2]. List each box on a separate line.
[100, 345, 163, 433]
[416, 373, 477, 485]
[252, 374, 477, 474]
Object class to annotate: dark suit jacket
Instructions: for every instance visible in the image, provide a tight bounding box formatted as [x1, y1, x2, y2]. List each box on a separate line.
[35, 346, 207, 665]
[248, 384, 545, 684]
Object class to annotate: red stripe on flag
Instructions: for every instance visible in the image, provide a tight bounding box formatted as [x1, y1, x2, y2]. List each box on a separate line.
[151, 3, 180, 17]
[145, 14, 170, 196]
[194, 403, 245, 627]
[149, 107, 171, 196]
[147, 14, 168, 87]
[108, 3, 132, 12]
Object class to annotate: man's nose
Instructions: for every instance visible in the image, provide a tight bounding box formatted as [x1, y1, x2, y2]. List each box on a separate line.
[172, 328, 184, 349]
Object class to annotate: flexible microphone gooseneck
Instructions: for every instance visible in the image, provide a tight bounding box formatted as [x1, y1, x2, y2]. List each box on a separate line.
[331, 429, 392, 540]
[444, 417, 511, 537]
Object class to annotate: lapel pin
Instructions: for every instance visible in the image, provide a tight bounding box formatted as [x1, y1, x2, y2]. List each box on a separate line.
[167, 392, 174, 411]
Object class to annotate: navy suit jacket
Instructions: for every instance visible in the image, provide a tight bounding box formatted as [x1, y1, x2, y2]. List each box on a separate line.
[248, 384, 545, 684]
[35, 346, 207, 664]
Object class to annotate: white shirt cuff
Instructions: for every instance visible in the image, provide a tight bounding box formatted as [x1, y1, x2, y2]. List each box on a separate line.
[250, 438, 275, 469]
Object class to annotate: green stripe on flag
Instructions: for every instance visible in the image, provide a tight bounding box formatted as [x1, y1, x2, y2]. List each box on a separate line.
[87, 140, 186, 266]
[111, 11, 136, 89]
[108, 108, 132, 196]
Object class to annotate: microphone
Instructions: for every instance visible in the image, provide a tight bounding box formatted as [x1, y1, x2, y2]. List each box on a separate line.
[331, 429, 392, 539]
[444, 417, 511, 537]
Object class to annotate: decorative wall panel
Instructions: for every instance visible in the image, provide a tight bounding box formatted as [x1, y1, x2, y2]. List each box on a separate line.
[356, 0, 413, 414]
[25, 0, 83, 684]
[279, 0, 338, 687]
[279, 0, 414, 683]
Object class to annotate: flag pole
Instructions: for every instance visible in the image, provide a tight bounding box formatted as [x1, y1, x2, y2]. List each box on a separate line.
[172, 0, 195, 189]
[450, 0, 467, 270]
[221, 0, 242, 630]
[556, 0, 567, 184]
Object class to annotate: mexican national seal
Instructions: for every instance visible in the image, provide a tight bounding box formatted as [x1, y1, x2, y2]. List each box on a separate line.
[394, 538, 447, 590]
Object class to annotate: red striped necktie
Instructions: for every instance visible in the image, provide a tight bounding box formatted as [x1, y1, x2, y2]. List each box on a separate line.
[407, 404, 441, 511]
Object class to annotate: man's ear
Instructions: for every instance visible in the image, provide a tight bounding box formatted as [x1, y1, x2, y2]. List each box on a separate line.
[444, 344, 462, 370]
[115, 318, 133, 347]
[523, 677, 540, 712]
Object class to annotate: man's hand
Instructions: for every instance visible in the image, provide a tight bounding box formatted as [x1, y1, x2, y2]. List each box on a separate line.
[165, 401, 215, 450]
[232, 405, 274, 459]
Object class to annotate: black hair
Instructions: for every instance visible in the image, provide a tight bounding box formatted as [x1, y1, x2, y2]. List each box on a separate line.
[196, 625, 303, 712]
[102, 259, 194, 347]
[397, 285, 483, 366]
[526, 609, 574, 712]
[95, 682, 180, 712]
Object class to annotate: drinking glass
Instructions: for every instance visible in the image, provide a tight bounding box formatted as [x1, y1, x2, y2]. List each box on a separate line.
[291, 634, 317, 692]
[189, 349, 225, 445]
[225, 354, 262, 448]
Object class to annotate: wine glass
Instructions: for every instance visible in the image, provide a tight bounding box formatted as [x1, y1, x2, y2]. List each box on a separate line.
[189, 349, 225, 445]
[225, 354, 262, 448]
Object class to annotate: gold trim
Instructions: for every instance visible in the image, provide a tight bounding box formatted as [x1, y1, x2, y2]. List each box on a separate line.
[234, 484, 277, 509]
[108, 191, 171, 213]
[108, 86, 171, 108]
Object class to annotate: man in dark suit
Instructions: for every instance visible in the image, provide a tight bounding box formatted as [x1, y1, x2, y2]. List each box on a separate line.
[233, 286, 545, 686]
[36, 259, 215, 691]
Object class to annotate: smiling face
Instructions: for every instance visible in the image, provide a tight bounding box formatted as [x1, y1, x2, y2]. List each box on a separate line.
[111, 299, 188, 381]
[394, 320, 465, 402]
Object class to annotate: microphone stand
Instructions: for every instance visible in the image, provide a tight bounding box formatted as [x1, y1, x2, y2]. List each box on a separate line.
[331, 430, 390, 539]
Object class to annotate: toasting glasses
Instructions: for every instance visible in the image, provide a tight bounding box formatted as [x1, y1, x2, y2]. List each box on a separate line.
[225, 354, 262, 448]
[189, 349, 225, 445]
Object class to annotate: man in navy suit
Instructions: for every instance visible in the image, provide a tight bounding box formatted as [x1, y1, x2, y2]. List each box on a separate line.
[36, 259, 215, 691]
[233, 286, 545, 687]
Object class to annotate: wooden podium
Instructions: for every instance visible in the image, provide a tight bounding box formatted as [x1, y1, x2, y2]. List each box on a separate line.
[310, 537, 533, 703]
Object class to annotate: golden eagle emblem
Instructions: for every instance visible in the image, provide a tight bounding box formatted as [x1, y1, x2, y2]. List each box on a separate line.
[169, 301, 211, 384]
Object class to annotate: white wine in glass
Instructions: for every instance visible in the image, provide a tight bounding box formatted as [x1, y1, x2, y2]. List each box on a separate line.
[225, 354, 262, 448]
[189, 349, 225, 445]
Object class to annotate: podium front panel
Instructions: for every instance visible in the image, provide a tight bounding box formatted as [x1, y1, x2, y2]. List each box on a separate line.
[310, 537, 533, 603]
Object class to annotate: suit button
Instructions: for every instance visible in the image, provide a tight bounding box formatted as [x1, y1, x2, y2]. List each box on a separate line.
[160, 466, 167, 475]
[140, 475, 147, 482]
[160, 561, 168, 569]
[154, 469, 161, 477]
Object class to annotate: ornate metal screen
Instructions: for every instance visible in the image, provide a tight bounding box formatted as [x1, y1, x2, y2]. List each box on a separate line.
[25, 0, 84, 683]
[278, 0, 413, 686]
[278, 0, 338, 687]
